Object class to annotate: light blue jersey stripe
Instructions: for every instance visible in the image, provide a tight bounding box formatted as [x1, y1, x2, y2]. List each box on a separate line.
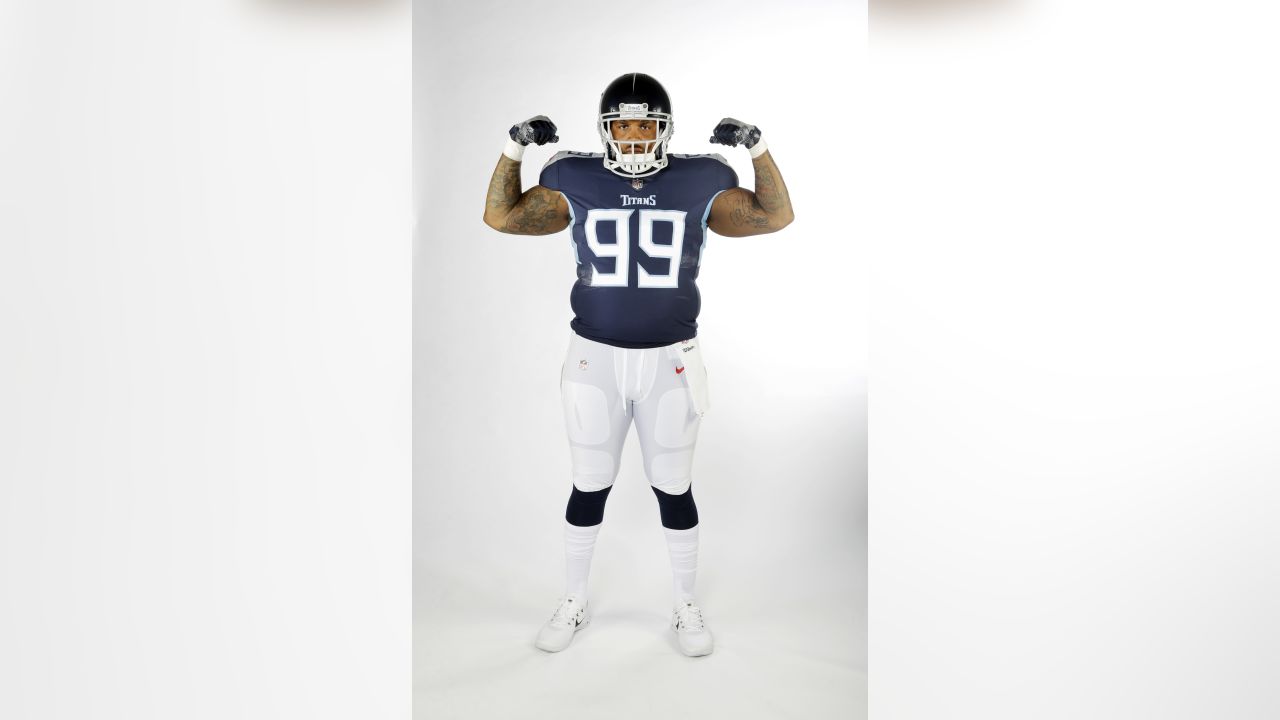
[697, 188, 729, 266]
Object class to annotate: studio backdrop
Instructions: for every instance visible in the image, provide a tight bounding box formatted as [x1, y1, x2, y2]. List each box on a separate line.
[414, 1, 867, 717]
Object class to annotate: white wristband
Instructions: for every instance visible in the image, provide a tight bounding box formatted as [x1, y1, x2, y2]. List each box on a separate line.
[503, 138, 526, 162]
[748, 138, 769, 159]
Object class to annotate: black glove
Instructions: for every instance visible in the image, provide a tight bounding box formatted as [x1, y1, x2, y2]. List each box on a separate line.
[709, 117, 762, 149]
[509, 115, 559, 146]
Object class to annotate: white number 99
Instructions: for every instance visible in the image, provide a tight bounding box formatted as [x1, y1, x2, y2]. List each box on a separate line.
[582, 208, 687, 288]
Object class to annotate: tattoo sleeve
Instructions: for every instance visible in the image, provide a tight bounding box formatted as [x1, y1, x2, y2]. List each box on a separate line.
[728, 191, 772, 230]
[485, 156, 522, 219]
[750, 152, 792, 219]
[483, 156, 570, 235]
[709, 151, 796, 237]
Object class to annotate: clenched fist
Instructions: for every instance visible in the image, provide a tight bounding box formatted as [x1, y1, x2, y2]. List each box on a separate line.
[709, 118, 762, 149]
[509, 115, 559, 146]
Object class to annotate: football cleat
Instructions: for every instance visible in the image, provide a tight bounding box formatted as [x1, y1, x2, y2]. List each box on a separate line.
[535, 594, 590, 653]
[671, 600, 714, 657]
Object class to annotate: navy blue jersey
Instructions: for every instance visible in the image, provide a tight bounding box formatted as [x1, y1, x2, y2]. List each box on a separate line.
[539, 152, 738, 348]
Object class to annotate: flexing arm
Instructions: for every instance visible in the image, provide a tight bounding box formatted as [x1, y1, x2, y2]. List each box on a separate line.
[483, 156, 570, 235]
[482, 115, 570, 235]
[705, 118, 795, 237]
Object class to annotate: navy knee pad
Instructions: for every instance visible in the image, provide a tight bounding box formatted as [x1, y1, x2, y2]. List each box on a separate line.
[651, 485, 699, 530]
[565, 485, 614, 527]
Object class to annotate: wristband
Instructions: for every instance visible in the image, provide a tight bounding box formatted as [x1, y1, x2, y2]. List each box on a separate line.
[748, 138, 769, 159]
[503, 138, 526, 162]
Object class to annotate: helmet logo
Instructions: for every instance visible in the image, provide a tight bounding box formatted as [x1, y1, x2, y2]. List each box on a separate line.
[619, 103, 648, 114]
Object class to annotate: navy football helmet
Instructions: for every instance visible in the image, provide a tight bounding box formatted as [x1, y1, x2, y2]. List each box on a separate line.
[598, 73, 673, 178]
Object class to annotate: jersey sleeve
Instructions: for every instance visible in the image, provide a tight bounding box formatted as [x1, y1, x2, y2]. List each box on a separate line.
[539, 151, 572, 191]
[708, 153, 738, 192]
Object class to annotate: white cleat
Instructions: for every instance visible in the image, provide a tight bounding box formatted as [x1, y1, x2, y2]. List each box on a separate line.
[671, 600, 714, 657]
[535, 594, 590, 653]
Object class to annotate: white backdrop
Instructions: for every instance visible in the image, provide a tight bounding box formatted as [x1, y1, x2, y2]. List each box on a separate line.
[0, 2, 410, 719]
[868, 1, 1280, 718]
[6, 2, 1279, 719]
[414, 1, 867, 718]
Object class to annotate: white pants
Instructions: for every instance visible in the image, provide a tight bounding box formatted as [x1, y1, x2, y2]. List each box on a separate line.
[560, 333, 707, 495]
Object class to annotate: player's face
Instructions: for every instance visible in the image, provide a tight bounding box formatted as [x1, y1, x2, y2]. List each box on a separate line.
[610, 119, 659, 155]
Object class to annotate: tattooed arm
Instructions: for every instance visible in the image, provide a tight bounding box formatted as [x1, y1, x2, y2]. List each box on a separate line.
[482, 155, 571, 235]
[707, 149, 795, 237]
[705, 118, 794, 237]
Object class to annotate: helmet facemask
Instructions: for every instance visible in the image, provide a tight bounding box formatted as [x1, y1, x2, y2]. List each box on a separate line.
[599, 103, 673, 178]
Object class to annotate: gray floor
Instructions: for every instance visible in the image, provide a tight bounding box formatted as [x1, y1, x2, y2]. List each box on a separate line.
[415, 520, 865, 720]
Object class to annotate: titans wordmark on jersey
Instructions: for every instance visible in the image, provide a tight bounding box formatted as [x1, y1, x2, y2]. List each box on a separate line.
[539, 152, 738, 349]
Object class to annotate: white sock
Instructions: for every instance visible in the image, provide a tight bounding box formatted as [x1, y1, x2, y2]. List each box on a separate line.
[564, 521, 602, 598]
[664, 525, 699, 604]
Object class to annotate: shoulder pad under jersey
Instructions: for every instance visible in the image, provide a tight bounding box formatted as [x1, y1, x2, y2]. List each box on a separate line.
[670, 153, 731, 166]
[542, 150, 603, 170]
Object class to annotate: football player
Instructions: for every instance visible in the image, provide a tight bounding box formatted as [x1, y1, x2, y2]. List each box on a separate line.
[483, 72, 794, 657]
